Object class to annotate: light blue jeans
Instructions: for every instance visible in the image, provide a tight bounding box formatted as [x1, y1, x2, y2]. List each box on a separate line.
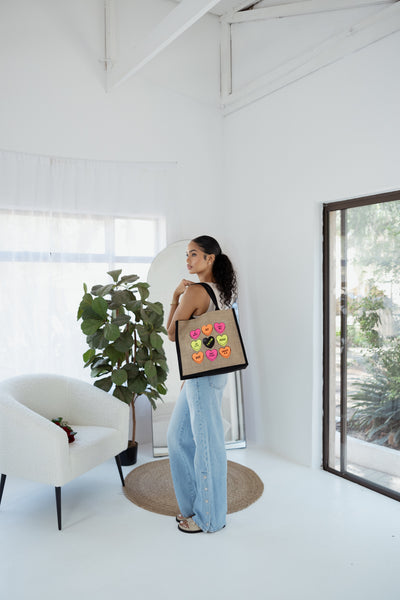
[167, 373, 228, 532]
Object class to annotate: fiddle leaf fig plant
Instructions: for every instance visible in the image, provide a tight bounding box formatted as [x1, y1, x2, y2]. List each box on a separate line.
[77, 269, 168, 444]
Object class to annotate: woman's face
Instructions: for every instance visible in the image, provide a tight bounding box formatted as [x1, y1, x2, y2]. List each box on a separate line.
[186, 241, 212, 276]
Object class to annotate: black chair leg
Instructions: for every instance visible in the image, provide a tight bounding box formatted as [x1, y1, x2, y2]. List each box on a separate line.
[0, 474, 6, 505]
[55, 487, 62, 530]
[115, 455, 125, 487]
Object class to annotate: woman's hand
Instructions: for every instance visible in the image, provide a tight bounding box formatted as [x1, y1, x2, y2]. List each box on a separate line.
[172, 279, 194, 303]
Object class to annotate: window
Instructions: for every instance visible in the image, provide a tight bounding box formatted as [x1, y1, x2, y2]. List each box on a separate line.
[0, 210, 164, 381]
[323, 191, 400, 501]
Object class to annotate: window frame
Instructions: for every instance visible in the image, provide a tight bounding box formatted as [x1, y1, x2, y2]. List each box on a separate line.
[0, 209, 164, 266]
[323, 189, 400, 503]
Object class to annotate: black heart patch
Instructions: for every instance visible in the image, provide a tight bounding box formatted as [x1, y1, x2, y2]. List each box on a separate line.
[203, 336, 215, 349]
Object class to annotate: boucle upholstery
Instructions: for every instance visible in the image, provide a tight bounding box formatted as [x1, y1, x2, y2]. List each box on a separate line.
[0, 374, 129, 487]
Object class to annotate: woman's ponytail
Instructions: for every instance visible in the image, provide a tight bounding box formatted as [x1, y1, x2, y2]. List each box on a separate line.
[192, 235, 237, 306]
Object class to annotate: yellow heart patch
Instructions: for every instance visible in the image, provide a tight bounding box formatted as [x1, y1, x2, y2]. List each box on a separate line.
[217, 334, 228, 347]
[191, 340, 202, 352]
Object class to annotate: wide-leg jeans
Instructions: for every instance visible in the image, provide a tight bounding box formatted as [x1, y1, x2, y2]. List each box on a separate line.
[167, 373, 228, 532]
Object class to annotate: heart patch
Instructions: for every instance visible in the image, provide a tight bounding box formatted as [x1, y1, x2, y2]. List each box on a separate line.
[206, 349, 218, 362]
[192, 351, 204, 364]
[219, 346, 231, 359]
[202, 324, 213, 336]
[216, 334, 228, 347]
[191, 340, 202, 352]
[214, 322, 225, 334]
[203, 336, 215, 349]
[190, 329, 201, 340]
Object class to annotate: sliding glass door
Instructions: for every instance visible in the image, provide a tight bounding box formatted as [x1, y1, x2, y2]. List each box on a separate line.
[323, 191, 400, 501]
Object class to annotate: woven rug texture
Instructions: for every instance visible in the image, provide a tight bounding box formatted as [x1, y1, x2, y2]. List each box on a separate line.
[123, 459, 264, 516]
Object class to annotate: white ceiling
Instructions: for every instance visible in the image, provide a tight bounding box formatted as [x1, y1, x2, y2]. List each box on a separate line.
[107, 0, 400, 114]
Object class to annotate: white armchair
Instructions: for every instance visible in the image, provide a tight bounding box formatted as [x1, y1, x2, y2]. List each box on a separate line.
[0, 373, 129, 529]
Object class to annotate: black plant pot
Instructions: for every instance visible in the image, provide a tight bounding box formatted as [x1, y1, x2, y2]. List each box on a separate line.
[119, 442, 138, 466]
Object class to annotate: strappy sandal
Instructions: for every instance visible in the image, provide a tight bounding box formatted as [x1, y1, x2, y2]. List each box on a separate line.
[178, 517, 203, 534]
[175, 513, 194, 523]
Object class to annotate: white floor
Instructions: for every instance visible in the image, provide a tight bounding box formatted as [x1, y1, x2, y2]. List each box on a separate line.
[1, 444, 399, 600]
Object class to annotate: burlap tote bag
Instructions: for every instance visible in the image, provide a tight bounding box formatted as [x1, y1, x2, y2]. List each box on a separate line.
[175, 283, 248, 380]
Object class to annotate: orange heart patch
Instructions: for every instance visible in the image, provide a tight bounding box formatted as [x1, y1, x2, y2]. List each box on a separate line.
[219, 346, 231, 359]
[201, 324, 213, 336]
[192, 351, 204, 364]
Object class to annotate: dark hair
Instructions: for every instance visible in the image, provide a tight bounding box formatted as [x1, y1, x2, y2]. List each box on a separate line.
[192, 235, 237, 306]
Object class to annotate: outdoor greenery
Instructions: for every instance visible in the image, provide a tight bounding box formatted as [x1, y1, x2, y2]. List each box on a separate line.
[77, 270, 168, 443]
[344, 200, 400, 450]
[348, 337, 400, 450]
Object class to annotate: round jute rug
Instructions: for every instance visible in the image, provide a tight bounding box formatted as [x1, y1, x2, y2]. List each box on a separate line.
[123, 459, 264, 516]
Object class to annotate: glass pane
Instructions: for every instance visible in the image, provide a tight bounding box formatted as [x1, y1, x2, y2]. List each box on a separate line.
[115, 218, 156, 256]
[327, 199, 400, 497]
[345, 201, 400, 492]
[0, 212, 105, 254]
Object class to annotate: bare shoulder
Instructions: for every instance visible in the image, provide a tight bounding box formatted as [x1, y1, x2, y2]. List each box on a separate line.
[181, 283, 210, 314]
[183, 283, 208, 301]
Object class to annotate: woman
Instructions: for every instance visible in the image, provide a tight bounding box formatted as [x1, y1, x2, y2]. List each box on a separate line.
[166, 235, 237, 533]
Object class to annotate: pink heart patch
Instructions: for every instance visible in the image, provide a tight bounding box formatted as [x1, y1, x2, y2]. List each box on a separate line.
[214, 322, 225, 334]
[206, 349, 218, 362]
[190, 329, 201, 340]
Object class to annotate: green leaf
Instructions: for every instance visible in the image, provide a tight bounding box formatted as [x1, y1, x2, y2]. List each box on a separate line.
[136, 284, 150, 301]
[83, 348, 95, 362]
[87, 330, 109, 350]
[91, 284, 114, 297]
[81, 306, 104, 321]
[111, 314, 131, 326]
[125, 300, 142, 313]
[81, 319, 103, 335]
[150, 331, 163, 351]
[137, 324, 150, 344]
[104, 345, 125, 365]
[144, 360, 157, 381]
[125, 363, 140, 379]
[77, 292, 93, 320]
[113, 386, 133, 404]
[157, 383, 167, 395]
[113, 331, 134, 353]
[92, 296, 108, 319]
[109, 290, 135, 308]
[112, 368, 128, 386]
[135, 347, 149, 365]
[119, 274, 140, 284]
[104, 323, 121, 342]
[156, 359, 168, 373]
[146, 301, 164, 316]
[91, 362, 112, 377]
[94, 377, 112, 392]
[128, 375, 147, 395]
[108, 269, 122, 282]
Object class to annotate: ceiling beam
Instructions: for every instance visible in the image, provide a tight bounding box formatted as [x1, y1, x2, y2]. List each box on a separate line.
[107, 0, 222, 91]
[222, 0, 400, 114]
[224, 0, 396, 22]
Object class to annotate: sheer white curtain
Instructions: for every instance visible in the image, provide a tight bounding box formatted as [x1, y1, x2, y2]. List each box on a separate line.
[0, 150, 175, 381]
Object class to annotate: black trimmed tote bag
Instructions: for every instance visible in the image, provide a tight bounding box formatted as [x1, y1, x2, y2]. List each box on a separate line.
[175, 283, 248, 380]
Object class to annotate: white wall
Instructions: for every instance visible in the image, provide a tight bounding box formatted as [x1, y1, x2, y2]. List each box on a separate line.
[224, 22, 400, 466]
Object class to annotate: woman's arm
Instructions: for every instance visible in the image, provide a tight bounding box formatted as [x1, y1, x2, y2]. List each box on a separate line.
[167, 281, 209, 342]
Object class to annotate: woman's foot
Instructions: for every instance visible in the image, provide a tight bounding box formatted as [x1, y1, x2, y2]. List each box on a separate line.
[175, 513, 194, 523]
[177, 517, 203, 534]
